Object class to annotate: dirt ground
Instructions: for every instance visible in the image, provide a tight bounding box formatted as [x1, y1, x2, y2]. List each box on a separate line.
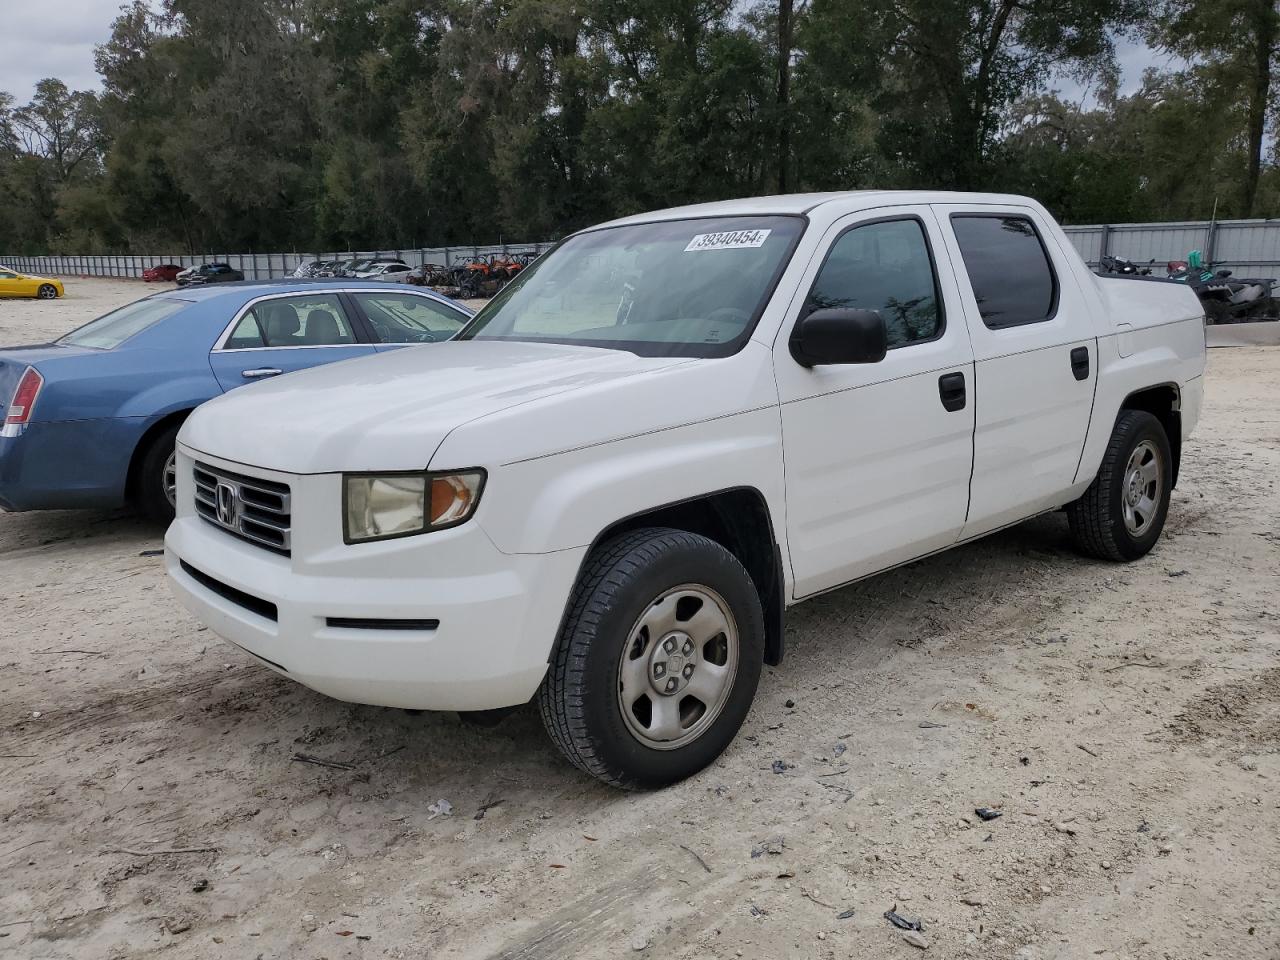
[1, 279, 1278, 960]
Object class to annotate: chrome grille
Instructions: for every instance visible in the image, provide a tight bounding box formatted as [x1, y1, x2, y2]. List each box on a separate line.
[193, 461, 292, 556]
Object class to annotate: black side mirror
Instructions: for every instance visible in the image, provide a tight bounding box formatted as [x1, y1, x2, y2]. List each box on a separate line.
[789, 308, 888, 367]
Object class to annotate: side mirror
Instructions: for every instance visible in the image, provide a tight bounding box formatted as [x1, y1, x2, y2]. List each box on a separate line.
[789, 308, 888, 367]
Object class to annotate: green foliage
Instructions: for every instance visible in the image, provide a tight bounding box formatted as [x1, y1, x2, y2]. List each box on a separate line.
[0, 0, 1275, 254]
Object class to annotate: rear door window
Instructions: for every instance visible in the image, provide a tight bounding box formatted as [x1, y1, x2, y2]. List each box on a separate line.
[950, 215, 1058, 328]
[226, 294, 359, 348]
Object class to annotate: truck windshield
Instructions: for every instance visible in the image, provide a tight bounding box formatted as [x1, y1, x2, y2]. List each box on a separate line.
[456, 216, 806, 357]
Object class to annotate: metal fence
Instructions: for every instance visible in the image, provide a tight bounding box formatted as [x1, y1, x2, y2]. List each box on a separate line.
[0, 243, 555, 281]
[3, 218, 1279, 281]
[1062, 218, 1280, 277]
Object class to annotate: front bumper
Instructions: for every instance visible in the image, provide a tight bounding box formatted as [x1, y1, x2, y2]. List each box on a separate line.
[164, 446, 586, 711]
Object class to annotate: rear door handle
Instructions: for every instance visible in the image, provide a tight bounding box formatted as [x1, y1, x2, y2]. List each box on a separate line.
[1070, 346, 1090, 381]
[938, 371, 966, 412]
[241, 368, 282, 379]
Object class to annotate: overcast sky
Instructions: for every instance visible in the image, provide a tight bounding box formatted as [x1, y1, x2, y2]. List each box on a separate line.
[1, 0, 119, 104]
[1, 0, 1166, 108]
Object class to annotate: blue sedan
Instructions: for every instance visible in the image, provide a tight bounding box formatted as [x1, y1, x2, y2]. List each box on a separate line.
[0, 280, 472, 520]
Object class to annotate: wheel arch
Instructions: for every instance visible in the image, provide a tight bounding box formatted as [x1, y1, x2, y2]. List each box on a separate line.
[125, 408, 193, 501]
[565, 487, 787, 666]
[1119, 382, 1181, 486]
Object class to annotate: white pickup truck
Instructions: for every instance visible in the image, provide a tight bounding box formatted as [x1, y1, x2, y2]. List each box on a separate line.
[165, 191, 1206, 788]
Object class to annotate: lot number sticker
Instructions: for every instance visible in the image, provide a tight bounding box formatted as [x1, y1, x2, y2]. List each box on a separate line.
[684, 229, 772, 252]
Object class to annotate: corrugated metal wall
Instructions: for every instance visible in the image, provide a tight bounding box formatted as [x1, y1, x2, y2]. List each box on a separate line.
[1061, 219, 1280, 277]
[3, 220, 1277, 280]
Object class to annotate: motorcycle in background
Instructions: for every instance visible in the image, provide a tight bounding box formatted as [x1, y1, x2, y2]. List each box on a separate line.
[1099, 254, 1155, 276]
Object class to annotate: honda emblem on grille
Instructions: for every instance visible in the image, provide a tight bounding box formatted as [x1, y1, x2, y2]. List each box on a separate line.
[214, 481, 240, 527]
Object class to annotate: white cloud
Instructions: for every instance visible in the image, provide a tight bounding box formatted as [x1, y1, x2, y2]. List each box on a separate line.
[0, 0, 123, 103]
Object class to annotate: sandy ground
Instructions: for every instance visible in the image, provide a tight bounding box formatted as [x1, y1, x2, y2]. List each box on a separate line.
[1, 279, 1278, 960]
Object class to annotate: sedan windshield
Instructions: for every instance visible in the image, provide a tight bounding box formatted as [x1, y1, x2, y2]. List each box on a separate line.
[58, 298, 187, 349]
[457, 216, 805, 357]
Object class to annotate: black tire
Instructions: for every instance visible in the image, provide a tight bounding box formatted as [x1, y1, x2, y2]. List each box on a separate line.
[538, 527, 765, 789]
[135, 423, 181, 524]
[1068, 410, 1172, 561]
[37, 284, 58, 299]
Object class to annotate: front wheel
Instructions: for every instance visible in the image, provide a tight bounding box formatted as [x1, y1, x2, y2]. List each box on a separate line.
[37, 284, 58, 299]
[538, 528, 765, 789]
[1068, 410, 1172, 561]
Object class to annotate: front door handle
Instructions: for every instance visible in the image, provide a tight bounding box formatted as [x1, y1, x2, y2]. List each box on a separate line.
[1070, 346, 1090, 381]
[938, 371, 966, 412]
[241, 367, 282, 379]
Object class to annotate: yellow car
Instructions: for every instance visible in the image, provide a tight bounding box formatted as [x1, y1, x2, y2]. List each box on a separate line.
[0, 266, 65, 299]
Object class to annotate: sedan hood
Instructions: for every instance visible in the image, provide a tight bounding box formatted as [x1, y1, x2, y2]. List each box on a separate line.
[180, 340, 690, 473]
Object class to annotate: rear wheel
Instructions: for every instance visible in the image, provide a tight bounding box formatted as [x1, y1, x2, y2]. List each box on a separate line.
[135, 423, 181, 524]
[37, 284, 58, 299]
[538, 528, 765, 789]
[1068, 410, 1172, 561]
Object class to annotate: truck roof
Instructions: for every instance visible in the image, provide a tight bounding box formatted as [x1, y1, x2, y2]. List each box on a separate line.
[596, 190, 1041, 229]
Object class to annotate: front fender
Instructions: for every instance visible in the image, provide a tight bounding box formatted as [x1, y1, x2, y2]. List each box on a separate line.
[474, 408, 788, 558]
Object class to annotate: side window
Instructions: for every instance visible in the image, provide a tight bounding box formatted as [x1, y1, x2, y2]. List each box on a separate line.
[235, 294, 358, 348]
[950, 215, 1057, 328]
[353, 292, 468, 343]
[224, 314, 265, 349]
[806, 218, 943, 349]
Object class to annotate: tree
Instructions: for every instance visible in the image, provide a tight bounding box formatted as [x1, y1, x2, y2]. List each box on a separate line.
[9, 79, 104, 185]
[1149, 0, 1279, 216]
[2, 0, 1273, 257]
[800, 0, 1150, 189]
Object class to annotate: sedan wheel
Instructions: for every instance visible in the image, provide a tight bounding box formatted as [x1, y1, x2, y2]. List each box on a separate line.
[163, 449, 178, 510]
[135, 423, 182, 523]
[37, 284, 58, 299]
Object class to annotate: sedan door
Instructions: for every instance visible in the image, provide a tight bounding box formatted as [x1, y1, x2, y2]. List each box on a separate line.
[0, 269, 24, 297]
[207, 292, 377, 392]
[773, 207, 977, 598]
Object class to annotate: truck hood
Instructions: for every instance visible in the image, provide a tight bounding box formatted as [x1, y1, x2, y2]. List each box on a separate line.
[179, 340, 692, 473]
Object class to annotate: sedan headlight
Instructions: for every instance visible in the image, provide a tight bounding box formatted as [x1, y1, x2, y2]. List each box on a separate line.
[343, 470, 485, 543]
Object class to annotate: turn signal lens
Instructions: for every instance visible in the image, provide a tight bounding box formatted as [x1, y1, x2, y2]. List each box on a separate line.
[343, 470, 485, 543]
[2, 366, 44, 437]
[429, 473, 482, 524]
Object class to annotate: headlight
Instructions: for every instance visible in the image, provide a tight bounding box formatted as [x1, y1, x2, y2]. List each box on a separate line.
[343, 470, 485, 543]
